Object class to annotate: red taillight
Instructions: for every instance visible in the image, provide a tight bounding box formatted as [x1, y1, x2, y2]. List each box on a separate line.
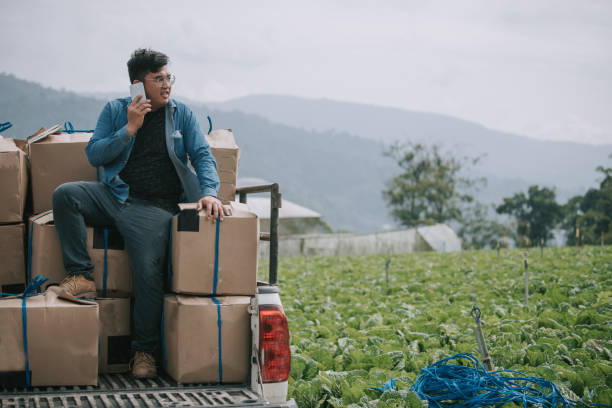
[259, 304, 291, 383]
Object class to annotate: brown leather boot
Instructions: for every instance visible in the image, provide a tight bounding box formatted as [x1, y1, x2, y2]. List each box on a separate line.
[57, 274, 97, 299]
[130, 351, 157, 379]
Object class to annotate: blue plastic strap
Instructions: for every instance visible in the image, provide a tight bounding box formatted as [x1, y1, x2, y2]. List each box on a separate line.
[62, 122, 94, 134]
[27, 211, 53, 283]
[103, 227, 108, 297]
[96, 167, 100, 182]
[1, 275, 50, 387]
[0, 121, 13, 132]
[212, 297, 223, 383]
[207, 116, 213, 135]
[212, 216, 220, 295]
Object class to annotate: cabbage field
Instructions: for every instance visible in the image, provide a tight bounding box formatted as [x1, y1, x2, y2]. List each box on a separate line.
[267, 246, 612, 407]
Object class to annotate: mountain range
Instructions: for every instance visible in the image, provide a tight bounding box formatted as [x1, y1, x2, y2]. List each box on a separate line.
[1, 73, 610, 232]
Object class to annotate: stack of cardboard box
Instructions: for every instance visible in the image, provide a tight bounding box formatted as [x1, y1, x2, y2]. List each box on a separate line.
[1, 126, 129, 385]
[1, 125, 253, 386]
[0, 136, 28, 295]
[164, 129, 258, 384]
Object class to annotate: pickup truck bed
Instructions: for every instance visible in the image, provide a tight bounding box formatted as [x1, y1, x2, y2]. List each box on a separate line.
[1, 372, 290, 407]
[1, 184, 296, 408]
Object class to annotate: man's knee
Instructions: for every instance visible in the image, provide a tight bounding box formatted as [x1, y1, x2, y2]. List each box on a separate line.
[52, 182, 82, 210]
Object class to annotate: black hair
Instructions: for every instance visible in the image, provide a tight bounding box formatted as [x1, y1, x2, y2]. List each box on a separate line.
[127, 48, 169, 83]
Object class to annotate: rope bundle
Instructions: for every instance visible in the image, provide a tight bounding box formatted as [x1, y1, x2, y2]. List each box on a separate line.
[410, 353, 583, 408]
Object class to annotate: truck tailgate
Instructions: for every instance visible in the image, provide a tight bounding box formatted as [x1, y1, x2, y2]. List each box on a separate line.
[1, 372, 290, 407]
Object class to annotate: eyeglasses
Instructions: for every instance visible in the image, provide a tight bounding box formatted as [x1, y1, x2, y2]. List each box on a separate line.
[145, 74, 176, 86]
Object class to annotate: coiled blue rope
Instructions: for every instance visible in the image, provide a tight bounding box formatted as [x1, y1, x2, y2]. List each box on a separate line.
[0, 121, 13, 132]
[1, 274, 49, 387]
[410, 353, 602, 408]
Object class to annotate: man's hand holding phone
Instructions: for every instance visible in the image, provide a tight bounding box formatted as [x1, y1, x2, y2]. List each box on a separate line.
[127, 83, 151, 137]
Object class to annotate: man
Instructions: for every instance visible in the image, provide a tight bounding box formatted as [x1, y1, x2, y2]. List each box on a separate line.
[52, 48, 228, 378]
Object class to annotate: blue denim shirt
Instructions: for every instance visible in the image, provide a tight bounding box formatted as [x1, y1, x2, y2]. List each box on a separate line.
[86, 97, 219, 204]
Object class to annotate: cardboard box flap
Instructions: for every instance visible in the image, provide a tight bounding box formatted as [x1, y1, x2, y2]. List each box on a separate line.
[30, 210, 54, 228]
[0, 136, 21, 152]
[35, 132, 93, 144]
[27, 124, 62, 144]
[205, 129, 237, 149]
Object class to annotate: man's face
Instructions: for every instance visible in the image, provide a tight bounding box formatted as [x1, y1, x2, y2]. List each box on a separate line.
[140, 65, 172, 110]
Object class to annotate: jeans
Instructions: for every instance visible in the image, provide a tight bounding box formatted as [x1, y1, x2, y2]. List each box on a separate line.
[52, 181, 174, 353]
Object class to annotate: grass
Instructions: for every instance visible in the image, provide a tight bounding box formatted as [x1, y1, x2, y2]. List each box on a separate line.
[261, 246, 612, 407]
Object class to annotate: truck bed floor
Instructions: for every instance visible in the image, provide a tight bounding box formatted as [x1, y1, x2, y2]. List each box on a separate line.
[1, 372, 279, 407]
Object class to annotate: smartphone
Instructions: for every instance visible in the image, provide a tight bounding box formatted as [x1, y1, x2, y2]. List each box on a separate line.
[129, 82, 147, 102]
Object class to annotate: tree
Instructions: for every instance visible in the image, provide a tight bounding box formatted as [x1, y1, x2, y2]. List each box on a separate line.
[458, 202, 516, 249]
[382, 142, 483, 228]
[496, 185, 561, 246]
[561, 159, 612, 245]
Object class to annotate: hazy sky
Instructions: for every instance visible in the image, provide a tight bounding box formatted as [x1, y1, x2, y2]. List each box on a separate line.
[1, 0, 611, 144]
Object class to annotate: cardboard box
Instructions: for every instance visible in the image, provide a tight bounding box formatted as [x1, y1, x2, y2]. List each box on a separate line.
[0, 290, 98, 387]
[97, 297, 131, 373]
[218, 183, 237, 204]
[206, 129, 239, 203]
[28, 211, 132, 296]
[171, 202, 259, 296]
[27, 127, 98, 213]
[163, 295, 252, 384]
[0, 137, 28, 223]
[0, 223, 26, 294]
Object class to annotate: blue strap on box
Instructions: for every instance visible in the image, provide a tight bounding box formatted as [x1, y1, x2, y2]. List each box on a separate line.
[62, 121, 94, 134]
[211, 297, 223, 383]
[212, 217, 221, 295]
[1, 275, 49, 387]
[0, 121, 13, 132]
[168, 213, 221, 293]
[27, 211, 53, 283]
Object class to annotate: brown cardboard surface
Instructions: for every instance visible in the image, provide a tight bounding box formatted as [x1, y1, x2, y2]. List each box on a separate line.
[28, 132, 98, 213]
[97, 297, 131, 373]
[27, 211, 62, 286]
[0, 290, 98, 386]
[171, 202, 258, 296]
[0, 137, 28, 222]
[164, 295, 251, 384]
[0, 223, 26, 294]
[218, 182, 236, 203]
[206, 130, 239, 204]
[218, 169, 237, 184]
[205, 129, 239, 170]
[28, 212, 132, 295]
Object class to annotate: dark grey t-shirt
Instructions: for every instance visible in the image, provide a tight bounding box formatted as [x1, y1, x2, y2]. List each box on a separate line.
[119, 107, 182, 212]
